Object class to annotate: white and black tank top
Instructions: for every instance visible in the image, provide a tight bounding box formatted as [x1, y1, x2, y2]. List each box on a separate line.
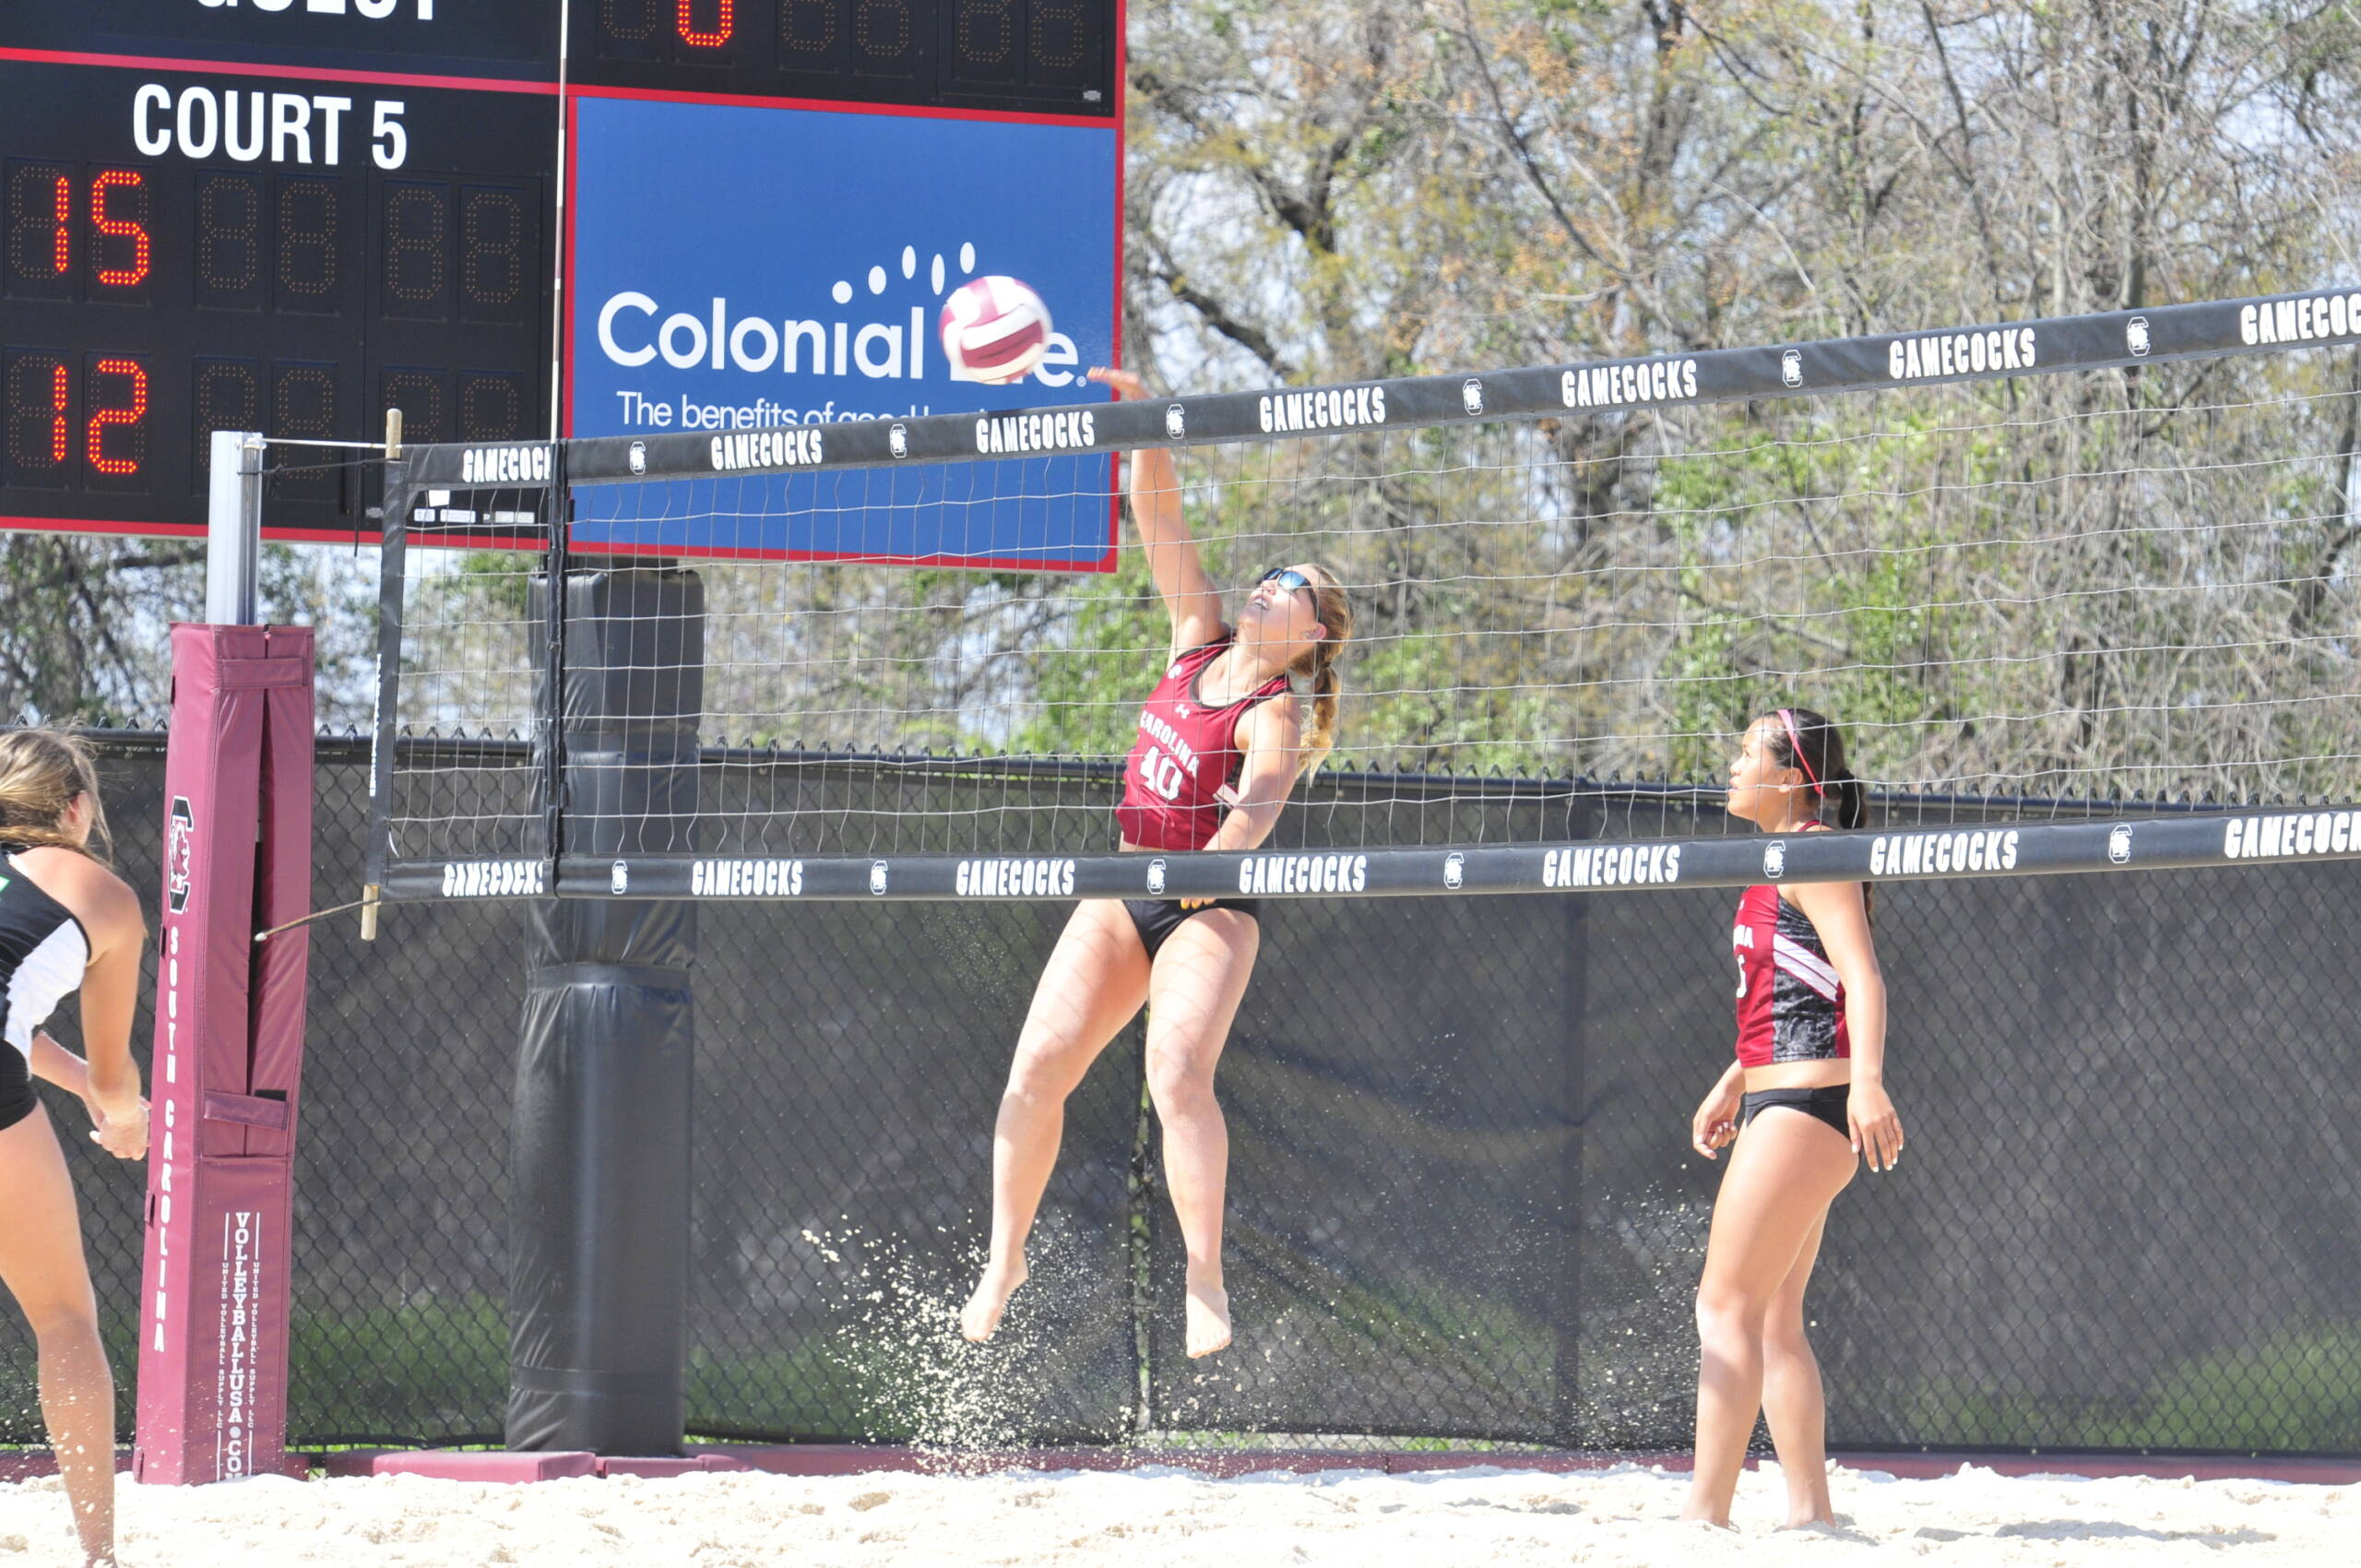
[0, 850, 89, 1059]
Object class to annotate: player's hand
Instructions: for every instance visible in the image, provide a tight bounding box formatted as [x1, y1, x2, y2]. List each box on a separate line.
[1691, 1080, 1742, 1159]
[87, 1094, 149, 1161]
[1849, 1082, 1904, 1173]
[1088, 366, 1148, 400]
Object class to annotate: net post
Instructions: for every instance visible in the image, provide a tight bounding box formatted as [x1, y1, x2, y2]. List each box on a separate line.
[362, 412, 408, 943]
[205, 430, 263, 625]
[506, 476, 704, 1455]
[133, 624, 316, 1485]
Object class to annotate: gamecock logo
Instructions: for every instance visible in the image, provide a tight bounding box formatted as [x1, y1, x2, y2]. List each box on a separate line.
[166, 797, 195, 913]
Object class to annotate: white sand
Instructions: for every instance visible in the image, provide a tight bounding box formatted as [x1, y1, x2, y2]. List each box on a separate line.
[0, 1462, 2347, 1566]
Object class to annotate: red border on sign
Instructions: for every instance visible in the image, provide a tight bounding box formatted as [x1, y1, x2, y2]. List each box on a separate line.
[563, 535, 1118, 572]
[558, 5, 1125, 575]
[567, 81, 1112, 129]
[4, 14, 1126, 570]
[0, 45, 559, 95]
[0, 515, 541, 552]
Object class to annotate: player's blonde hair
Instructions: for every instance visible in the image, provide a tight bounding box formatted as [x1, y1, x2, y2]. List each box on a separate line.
[1287, 565, 1355, 779]
[0, 730, 110, 861]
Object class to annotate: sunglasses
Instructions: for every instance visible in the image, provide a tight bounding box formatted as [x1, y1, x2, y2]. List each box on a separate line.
[1255, 567, 1314, 596]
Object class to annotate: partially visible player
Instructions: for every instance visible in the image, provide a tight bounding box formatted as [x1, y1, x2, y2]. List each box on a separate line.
[0, 731, 149, 1567]
[1683, 708, 1902, 1530]
[959, 365, 1354, 1359]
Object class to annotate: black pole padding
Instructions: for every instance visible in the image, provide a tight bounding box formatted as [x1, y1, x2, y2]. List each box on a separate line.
[508, 566, 704, 1455]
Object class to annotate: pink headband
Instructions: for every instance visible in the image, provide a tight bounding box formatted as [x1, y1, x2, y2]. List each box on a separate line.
[1777, 708, 1822, 793]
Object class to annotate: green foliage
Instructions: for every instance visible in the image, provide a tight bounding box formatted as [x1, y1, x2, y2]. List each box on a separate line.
[1892, 1324, 2361, 1453]
[287, 1293, 507, 1443]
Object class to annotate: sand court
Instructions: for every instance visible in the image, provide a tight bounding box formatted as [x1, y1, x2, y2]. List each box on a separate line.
[0, 1461, 2345, 1566]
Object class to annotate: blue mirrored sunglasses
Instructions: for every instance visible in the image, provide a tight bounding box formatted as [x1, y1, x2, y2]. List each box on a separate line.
[1255, 567, 1313, 595]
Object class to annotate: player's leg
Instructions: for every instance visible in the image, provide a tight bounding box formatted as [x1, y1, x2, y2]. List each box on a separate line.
[1761, 1210, 1838, 1526]
[962, 898, 1152, 1341]
[1140, 907, 1261, 1359]
[1682, 1106, 1856, 1526]
[0, 1104, 117, 1567]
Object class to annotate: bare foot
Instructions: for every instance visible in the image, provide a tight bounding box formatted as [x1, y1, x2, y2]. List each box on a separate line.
[1183, 1282, 1231, 1358]
[1777, 1514, 1840, 1532]
[958, 1258, 1027, 1342]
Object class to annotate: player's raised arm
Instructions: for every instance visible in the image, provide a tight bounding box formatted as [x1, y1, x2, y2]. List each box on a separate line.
[1089, 367, 1223, 655]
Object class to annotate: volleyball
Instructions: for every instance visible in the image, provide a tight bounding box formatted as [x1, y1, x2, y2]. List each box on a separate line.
[939, 275, 1052, 385]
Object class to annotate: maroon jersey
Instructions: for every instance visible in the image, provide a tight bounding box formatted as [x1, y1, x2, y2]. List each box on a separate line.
[1115, 636, 1291, 851]
[1731, 884, 1851, 1068]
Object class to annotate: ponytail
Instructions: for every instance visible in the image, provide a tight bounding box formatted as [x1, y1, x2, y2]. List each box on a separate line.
[1288, 565, 1355, 780]
[1826, 770, 1869, 832]
[1303, 656, 1343, 778]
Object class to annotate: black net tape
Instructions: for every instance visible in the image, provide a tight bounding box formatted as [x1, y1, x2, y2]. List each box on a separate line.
[10, 731, 2356, 1456]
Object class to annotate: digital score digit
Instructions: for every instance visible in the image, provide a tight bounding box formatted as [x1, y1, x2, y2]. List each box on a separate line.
[568, 0, 1117, 116]
[0, 53, 556, 540]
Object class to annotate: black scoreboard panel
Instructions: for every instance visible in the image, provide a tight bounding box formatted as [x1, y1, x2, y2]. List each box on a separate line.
[8, 1, 560, 83]
[0, 59, 556, 536]
[566, 0, 1117, 116]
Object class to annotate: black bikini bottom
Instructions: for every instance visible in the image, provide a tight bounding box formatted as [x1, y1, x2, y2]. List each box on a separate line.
[1122, 897, 1262, 962]
[1739, 1084, 1850, 1143]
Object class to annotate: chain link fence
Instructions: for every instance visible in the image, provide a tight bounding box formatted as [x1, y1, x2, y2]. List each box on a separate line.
[7, 729, 2355, 1457]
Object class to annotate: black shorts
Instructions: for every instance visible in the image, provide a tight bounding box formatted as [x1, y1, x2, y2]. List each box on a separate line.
[1122, 898, 1262, 962]
[0, 1048, 38, 1134]
[1740, 1084, 1850, 1144]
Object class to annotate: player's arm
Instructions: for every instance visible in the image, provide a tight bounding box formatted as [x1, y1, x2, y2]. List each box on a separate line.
[46, 855, 149, 1159]
[29, 1030, 90, 1096]
[1200, 699, 1305, 856]
[1691, 1060, 1745, 1159]
[1787, 878, 1900, 1172]
[1088, 367, 1224, 655]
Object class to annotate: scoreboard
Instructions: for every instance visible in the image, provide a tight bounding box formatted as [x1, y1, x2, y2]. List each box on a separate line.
[0, 2, 1120, 547]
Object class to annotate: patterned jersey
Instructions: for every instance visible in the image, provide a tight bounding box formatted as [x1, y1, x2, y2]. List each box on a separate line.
[1731, 884, 1851, 1068]
[1114, 636, 1291, 852]
[0, 851, 89, 1059]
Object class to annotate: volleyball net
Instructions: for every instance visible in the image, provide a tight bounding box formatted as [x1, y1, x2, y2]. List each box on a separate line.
[368, 288, 2361, 903]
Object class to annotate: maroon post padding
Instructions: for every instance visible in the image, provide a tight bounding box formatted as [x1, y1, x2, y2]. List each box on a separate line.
[133, 624, 314, 1486]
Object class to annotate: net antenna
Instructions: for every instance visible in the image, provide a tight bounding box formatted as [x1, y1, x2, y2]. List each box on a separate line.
[206, 428, 265, 625]
[374, 289, 2361, 906]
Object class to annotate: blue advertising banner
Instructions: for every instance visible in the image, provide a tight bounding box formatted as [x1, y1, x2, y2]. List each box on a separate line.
[566, 94, 1120, 569]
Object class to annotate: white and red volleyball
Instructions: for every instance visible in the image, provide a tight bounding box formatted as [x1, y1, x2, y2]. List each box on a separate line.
[939, 275, 1052, 385]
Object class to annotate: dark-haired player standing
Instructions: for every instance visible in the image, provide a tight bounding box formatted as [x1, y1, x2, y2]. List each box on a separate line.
[1684, 708, 1903, 1529]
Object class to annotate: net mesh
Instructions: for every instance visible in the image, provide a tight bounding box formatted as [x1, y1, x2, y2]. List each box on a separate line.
[384, 347, 2361, 865]
[29, 731, 2361, 1455]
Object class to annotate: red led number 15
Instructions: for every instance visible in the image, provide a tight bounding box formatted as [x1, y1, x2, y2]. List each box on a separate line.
[32, 170, 151, 288]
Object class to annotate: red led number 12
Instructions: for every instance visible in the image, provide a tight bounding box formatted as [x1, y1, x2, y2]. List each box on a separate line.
[36, 360, 149, 477]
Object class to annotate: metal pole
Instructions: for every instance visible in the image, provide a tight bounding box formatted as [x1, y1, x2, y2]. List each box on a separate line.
[206, 430, 264, 625]
[362, 410, 406, 944]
